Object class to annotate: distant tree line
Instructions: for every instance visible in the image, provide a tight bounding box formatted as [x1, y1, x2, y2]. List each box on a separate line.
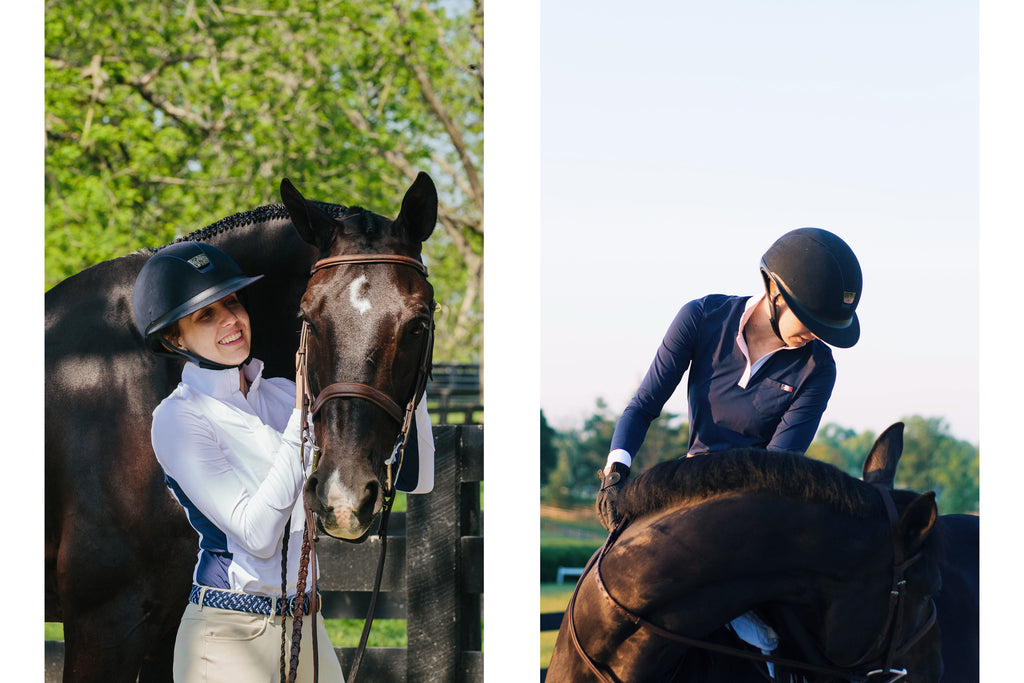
[540, 406, 979, 515]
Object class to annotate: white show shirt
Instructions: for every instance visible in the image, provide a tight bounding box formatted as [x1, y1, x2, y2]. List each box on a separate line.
[151, 359, 314, 597]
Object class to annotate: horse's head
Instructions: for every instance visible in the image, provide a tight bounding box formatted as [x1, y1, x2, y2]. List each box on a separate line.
[282, 173, 436, 541]
[805, 423, 944, 682]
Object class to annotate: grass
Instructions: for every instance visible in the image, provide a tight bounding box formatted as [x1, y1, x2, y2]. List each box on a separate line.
[324, 619, 406, 646]
[539, 502, 602, 671]
[540, 583, 575, 670]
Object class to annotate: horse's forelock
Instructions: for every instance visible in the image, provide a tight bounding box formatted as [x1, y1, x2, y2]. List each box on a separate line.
[616, 449, 874, 522]
[338, 206, 378, 235]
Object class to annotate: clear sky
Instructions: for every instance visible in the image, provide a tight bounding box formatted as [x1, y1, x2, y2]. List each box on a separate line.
[539, 1, 981, 445]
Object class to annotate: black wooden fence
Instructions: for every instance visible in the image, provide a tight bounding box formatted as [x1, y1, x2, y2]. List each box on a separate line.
[426, 363, 483, 425]
[45, 425, 484, 682]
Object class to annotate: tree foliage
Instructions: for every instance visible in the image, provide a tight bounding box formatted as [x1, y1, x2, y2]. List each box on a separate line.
[808, 416, 979, 514]
[541, 399, 690, 504]
[545, 408, 980, 515]
[45, 0, 482, 361]
[540, 410, 557, 486]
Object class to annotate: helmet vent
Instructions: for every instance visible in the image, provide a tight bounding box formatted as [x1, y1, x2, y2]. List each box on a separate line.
[187, 253, 212, 271]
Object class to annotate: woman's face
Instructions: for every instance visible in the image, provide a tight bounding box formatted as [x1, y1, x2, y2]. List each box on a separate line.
[168, 293, 252, 366]
[775, 299, 818, 348]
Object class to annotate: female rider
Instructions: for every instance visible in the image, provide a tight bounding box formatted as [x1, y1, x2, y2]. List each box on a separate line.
[597, 227, 863, 527]
[132, 241, 345, 683]
[595, 227, 863, 658]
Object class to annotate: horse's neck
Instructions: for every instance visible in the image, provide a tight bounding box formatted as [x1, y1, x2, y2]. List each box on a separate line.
[609, 494, 881, 633]
[200, 210, 315, 275]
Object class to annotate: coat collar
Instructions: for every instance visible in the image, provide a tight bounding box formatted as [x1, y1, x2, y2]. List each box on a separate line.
[181, 357, 265, 400]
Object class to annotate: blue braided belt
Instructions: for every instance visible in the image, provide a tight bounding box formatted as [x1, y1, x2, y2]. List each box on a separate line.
[189, 585, 320, 616]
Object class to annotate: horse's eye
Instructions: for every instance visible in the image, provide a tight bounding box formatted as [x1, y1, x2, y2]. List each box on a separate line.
[406, 317, 430, 337]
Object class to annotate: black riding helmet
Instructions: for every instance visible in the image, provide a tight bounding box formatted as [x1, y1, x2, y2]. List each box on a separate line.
[759, 228, 862, 348]
[132, 241, 263, 370]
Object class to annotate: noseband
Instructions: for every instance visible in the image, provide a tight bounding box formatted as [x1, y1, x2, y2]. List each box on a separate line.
[567, 485, 938, 683]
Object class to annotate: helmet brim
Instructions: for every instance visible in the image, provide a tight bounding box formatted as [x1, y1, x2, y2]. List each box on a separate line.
[145, 274, 263, 340]
[776, 284, 860, 348]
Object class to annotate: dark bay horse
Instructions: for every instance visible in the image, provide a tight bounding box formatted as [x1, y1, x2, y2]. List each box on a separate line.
[45, 173, 437, 681]
[863, 423, 979, 683]
[546, 425, 944, 682]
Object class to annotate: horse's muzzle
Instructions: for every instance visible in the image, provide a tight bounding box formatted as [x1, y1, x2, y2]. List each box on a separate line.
[304, 471, 380, 541]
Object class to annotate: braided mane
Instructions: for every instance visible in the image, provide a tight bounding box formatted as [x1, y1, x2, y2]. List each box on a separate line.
[616, 449, 874, 521]
[144, 201, 349, 253]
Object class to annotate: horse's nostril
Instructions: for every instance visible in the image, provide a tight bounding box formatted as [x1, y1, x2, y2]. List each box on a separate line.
[304, 474, 319, 495]
[359, 481, 379, 518]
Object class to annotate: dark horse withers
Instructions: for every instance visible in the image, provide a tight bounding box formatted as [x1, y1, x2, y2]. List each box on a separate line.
[547, 424, 945, 683]
[45, 173, 437, 681]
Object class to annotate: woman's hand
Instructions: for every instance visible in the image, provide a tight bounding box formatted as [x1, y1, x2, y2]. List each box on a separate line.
[596, 462, 630, 531]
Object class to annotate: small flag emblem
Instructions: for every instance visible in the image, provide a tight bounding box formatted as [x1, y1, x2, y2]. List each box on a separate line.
[781, 384, 793, 393]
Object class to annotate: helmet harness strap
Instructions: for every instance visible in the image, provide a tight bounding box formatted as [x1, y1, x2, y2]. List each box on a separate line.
[761, 272, 785, 343]
[158, 336, 254, 371]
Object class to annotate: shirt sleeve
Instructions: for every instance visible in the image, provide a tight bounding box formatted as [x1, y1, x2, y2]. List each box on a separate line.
[765, 360, 836, 454]
[610, 299, 702, 457]
[152, 402, 307, 558]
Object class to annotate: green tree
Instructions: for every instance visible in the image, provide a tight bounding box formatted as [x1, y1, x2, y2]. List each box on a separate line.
[897, 416, 979, 515]
[808, 417, 979, 515]
[540, 399, 691, 501]
[571, 399, 618, 490]
[630, 412, 689, 472]
[806, 423, 877, 475]
[542, 405, 980, 516]
[540, 410, 557, 486]
[45, 0, 482, 362]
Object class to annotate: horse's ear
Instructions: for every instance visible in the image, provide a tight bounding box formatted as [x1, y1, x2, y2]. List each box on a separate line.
[281, 178, 336, 252]
[896, 491, 938, 556]
[862, 422, 905, 488]
[395, 172, 437, 242]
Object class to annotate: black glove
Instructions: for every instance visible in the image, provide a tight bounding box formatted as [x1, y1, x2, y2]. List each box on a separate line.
[596, 462, 630, 531]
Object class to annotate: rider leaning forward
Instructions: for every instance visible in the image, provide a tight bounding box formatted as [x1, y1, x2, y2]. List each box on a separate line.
[597, 227, 863, 528]
[132, 241, 345, 683]
[595, 228, 863, 657]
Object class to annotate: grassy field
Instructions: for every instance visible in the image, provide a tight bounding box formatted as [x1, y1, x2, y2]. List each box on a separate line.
[540, 583, 575, 671]
[540, 502, 605, 671]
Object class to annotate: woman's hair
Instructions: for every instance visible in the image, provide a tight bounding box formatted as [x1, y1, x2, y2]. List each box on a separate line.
[162, 320, 182, 346]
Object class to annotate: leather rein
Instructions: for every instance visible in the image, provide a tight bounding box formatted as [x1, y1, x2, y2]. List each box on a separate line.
[283, 252, 433, 683]
[567, 485, 938, 683]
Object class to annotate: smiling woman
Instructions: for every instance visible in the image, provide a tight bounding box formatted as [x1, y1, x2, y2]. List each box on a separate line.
[165, 294, 254, 376]
[132, 240, 344, 682]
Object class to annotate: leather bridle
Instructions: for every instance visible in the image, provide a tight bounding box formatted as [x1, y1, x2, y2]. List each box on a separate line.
[567, 485, 939, 683]
[302, 252, 435, 473]
[282, 252, 433, 683]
